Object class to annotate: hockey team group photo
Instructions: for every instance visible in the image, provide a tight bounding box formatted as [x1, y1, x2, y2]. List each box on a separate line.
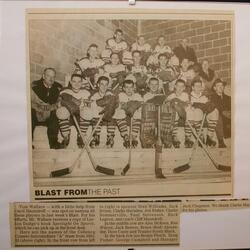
[29, 15, 232, 195]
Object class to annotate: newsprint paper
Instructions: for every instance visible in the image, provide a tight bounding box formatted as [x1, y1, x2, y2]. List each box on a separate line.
[10, 199, 250, 246]
[27, 9, 234, 201]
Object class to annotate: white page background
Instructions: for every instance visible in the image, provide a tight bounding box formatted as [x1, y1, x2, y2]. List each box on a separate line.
[0, 1, 250, 249]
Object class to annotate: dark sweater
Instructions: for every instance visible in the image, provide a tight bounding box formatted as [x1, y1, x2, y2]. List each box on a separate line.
[32, 78, 62, 105]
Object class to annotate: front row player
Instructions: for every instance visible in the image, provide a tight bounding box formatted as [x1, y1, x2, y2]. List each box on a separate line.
[184, 78, 219, 148]
[113, 79, 143, 148]
[56, 74, 92, 148]
[90, 76, 116, 148]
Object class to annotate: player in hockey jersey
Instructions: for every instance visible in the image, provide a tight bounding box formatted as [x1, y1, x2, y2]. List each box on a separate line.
[130, 50, 148, 95]
[106, 29, 128, 60]
[131, 35, 152, 65]
[156, 53, 178, 95]
[167, 79, 190, 147]
[113, 79, 143, 148]
[147, 36, 172, 70]
[75, 44, 104, 90]
[103, 52, 126, 93]
[90, 76, 117, 148]
[184, 78, 219, 148]
[56, 74, 92, 148]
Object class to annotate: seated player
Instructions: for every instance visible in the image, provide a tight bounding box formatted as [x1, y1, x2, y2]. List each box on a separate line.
[31, 68, 62, 149]
[185, 78, 219, 148]
[106, 29, 128, 60]
[156, 53, 177, 95]
[199, 59, 217, 97]
[154, 35, 172, 55]
[167, 79, 189, 147]
[113, 79, 143, 148]
[131, 35, 152, 65]
[178, 58, 191, 82]
[210, 79, 231, 148]
[90, 76, 116, 148]
[183, 64, 201, 94]
[75, 43, 104, 90]
[146, 36, 172, 72]
[56, 74, 92, 148]
[130, 50, 148, 95]
[104, 52, 126, 92]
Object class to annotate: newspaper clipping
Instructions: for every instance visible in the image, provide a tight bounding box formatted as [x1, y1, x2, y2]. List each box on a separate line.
[10, 199, 250, 246]
[27, 9, 233, 201]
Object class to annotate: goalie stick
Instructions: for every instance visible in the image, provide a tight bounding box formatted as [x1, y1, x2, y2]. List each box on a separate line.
[173, 113, 206, 173]
[155, 105, 166, 178]
[187, 120, 231, 172]
[121, 116, 133, 176]
[50, 114, 114, 177]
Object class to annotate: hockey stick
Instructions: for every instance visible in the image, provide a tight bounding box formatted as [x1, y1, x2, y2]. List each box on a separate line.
[50, 114, 113, 177]
[121, 116, 133, 176]
[72, 114, 115, 175]
[74, 61, 95, 90]
[187, 120, 231, 172]
[155, 105, 166, 178]
[173, 113, 206, 173]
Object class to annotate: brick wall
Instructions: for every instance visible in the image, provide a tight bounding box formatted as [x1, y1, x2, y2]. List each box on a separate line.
[29, 19, 137, 84]
[140, 20, 232, 85]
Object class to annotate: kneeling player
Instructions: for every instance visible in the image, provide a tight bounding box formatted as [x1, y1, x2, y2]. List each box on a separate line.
[56, 74, 91, 148]
[113, 79, 143, 148]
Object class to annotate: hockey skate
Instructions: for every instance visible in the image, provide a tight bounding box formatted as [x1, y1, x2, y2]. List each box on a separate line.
[90, 134, 100, 148]
[206, 135, 216, 147]
[172, 136, 181, 148]
[106, 135, 114, 148]
[184, 137, 194, 148]
[123, 134, 130, 148]
[77, 135, 84, 148]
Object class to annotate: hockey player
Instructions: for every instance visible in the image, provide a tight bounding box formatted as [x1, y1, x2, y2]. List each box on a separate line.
[106, 29, 128, 60]
[131, 35, 151, 65]
[75, 44, 104, 90]
[130, 50, 148, 95]
[167, 79, 190, 147]
[90, 76, 116, 148]
[31, 68, 62, 149]
[56, 74, 92, 148]
[103, 52, 126, 92]
[147, 36, 172, 72]
[156, 53, 178, 95]
[184, 78, 219, 148]
[113, 79, 143, 148]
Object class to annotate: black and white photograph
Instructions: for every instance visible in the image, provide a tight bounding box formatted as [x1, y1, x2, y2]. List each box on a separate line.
[27, 9, 233, 200]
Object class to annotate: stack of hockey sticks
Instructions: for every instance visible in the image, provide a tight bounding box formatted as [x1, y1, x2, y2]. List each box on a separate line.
[173, 113, 231, 173]
[50, 113, 115, 178]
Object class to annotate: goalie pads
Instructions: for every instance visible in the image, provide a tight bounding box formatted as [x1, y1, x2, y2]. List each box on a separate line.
[60, 92, 81, 115]
[160, 101, 177, 148]
[140, 103, 157, 148]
